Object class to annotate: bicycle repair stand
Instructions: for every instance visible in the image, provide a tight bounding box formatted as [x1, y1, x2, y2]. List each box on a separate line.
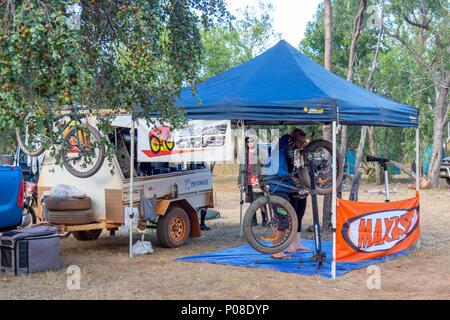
[256, 158, 326, 272]
[302, 157, 327, 270]
[366, 156, 391, 202]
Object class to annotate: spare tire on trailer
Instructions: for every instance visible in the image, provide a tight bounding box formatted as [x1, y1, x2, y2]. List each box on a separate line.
[47, 209, 95, 225]
[44, 196, 91, 211]
[72, 229, 102, 241]
[157, 207, 190, 248]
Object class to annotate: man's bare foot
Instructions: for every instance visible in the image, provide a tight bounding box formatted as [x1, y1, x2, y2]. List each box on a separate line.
[288, 245, 310, 253]
[294, 245, 310, 251]
[271, 252, 292, 259]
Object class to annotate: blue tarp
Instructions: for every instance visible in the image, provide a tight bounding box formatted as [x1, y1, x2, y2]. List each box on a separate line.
[175, 239, 409, 278]
[178, 40, 419, 128]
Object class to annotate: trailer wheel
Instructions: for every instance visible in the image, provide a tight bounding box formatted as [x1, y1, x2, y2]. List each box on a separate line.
[157, 207, 190, 248]
[72, 229, 102, 241]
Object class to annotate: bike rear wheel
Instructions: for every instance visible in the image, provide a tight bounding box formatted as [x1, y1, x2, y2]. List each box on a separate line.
[243, 195, 298, 254]
[301, 139, 344, 195]
[62, 124, 105, 178]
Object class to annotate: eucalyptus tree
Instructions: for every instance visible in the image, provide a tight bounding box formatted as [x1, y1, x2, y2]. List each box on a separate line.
[384, 0, 449, 188]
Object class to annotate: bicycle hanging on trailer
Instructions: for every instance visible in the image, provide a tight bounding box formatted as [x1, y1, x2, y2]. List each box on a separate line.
[16, 104, 105, 178]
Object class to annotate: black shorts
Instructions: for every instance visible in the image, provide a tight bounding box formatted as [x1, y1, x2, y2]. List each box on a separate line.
[272, 191, 307, 231]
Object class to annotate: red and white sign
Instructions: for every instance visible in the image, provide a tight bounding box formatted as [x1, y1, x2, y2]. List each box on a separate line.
[138, 120, 232, 162]
[250, 175, 259, 187]
[335, 192, 420, 262]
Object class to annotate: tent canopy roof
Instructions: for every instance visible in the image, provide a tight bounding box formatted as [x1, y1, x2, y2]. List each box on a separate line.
[178, 40, 418, 127]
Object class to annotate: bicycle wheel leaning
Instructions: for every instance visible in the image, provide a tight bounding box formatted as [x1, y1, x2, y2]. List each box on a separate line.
[62, 124, 105, 178]
[22, 203, 37, 226]
[243, 195, 298, 254]
[300, 139, 344, 195]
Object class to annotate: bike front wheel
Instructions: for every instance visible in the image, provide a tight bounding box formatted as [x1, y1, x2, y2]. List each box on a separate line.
[243, 195, 298, 254]
[62, 124, 105, 178]
[16, 113, 46, 157]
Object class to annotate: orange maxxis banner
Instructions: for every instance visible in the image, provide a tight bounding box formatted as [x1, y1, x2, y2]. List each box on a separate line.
[335, 192, 420, 262]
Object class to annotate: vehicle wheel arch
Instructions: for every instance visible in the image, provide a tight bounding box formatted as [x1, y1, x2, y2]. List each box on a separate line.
[161, 199, 201, 238]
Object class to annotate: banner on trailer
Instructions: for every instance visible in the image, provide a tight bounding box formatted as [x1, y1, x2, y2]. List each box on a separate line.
[335, 192, 420, 262]
[138, 120, 232, 162]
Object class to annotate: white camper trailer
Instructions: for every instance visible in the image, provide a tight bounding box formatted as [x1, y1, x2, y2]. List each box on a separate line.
[37, 115, 215, 247]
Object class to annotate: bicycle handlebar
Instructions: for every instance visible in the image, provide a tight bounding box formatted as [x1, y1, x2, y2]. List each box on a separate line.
[366, 155, 390, 163]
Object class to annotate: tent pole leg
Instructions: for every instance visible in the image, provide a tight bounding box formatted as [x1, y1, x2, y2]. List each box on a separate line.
[240, 121, 245, 238]
[331, 121, 337, 280]
[415, 125, 421, 249]
[129, 117, 135, 259]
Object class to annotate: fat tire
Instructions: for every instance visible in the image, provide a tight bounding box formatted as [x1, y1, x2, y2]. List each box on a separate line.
[304, 139, 344, 195]
[47, 209, 95, 225]
[243, 195, 298, 254]
[157, 207, 190, 248]
[62, 124, 105, 178]
[44, 196, 91, 211]
[72, 229, 102, 241]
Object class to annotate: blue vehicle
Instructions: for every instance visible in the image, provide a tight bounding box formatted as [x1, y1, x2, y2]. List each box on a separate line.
[0, 165, 25, 231]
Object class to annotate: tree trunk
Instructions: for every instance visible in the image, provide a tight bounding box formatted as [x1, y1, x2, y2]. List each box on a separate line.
[322, 0, 333, 229]
[339, 0, 367, 180]
[349, 171, 362, 201]
[368, 126, 381, 184]
[343, 0, 368, 201]
[366, 0, 384, 184]
[346, 0, 367, 81]
[428, 84, 449, 187]
[387, 160, 416, 180]
[349, 0, 384, 199]
[353, 126, 368, 176]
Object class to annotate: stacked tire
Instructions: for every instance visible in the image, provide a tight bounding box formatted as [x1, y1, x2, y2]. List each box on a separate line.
[44, 196, 102, 241]
[45, 196, 94, 225]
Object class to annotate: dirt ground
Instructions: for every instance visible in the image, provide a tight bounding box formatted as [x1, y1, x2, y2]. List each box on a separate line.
[0, 174, 449, 300]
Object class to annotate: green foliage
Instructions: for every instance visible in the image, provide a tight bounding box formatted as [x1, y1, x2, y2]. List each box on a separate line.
[199, 1, 278, 79]
[1, 1, 88, 123]
[298, 0, 447, 166]
[0, 0, 230, 161]
[300, 0, 382, 81]
[383, 0, 449, 164]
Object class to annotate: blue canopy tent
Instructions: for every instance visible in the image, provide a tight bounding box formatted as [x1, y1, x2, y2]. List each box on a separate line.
[176, 40, 421, 279]
[178, 40, 418, 127]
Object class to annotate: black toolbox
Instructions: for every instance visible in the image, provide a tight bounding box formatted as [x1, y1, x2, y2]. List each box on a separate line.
[0, 226, 60, 276]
